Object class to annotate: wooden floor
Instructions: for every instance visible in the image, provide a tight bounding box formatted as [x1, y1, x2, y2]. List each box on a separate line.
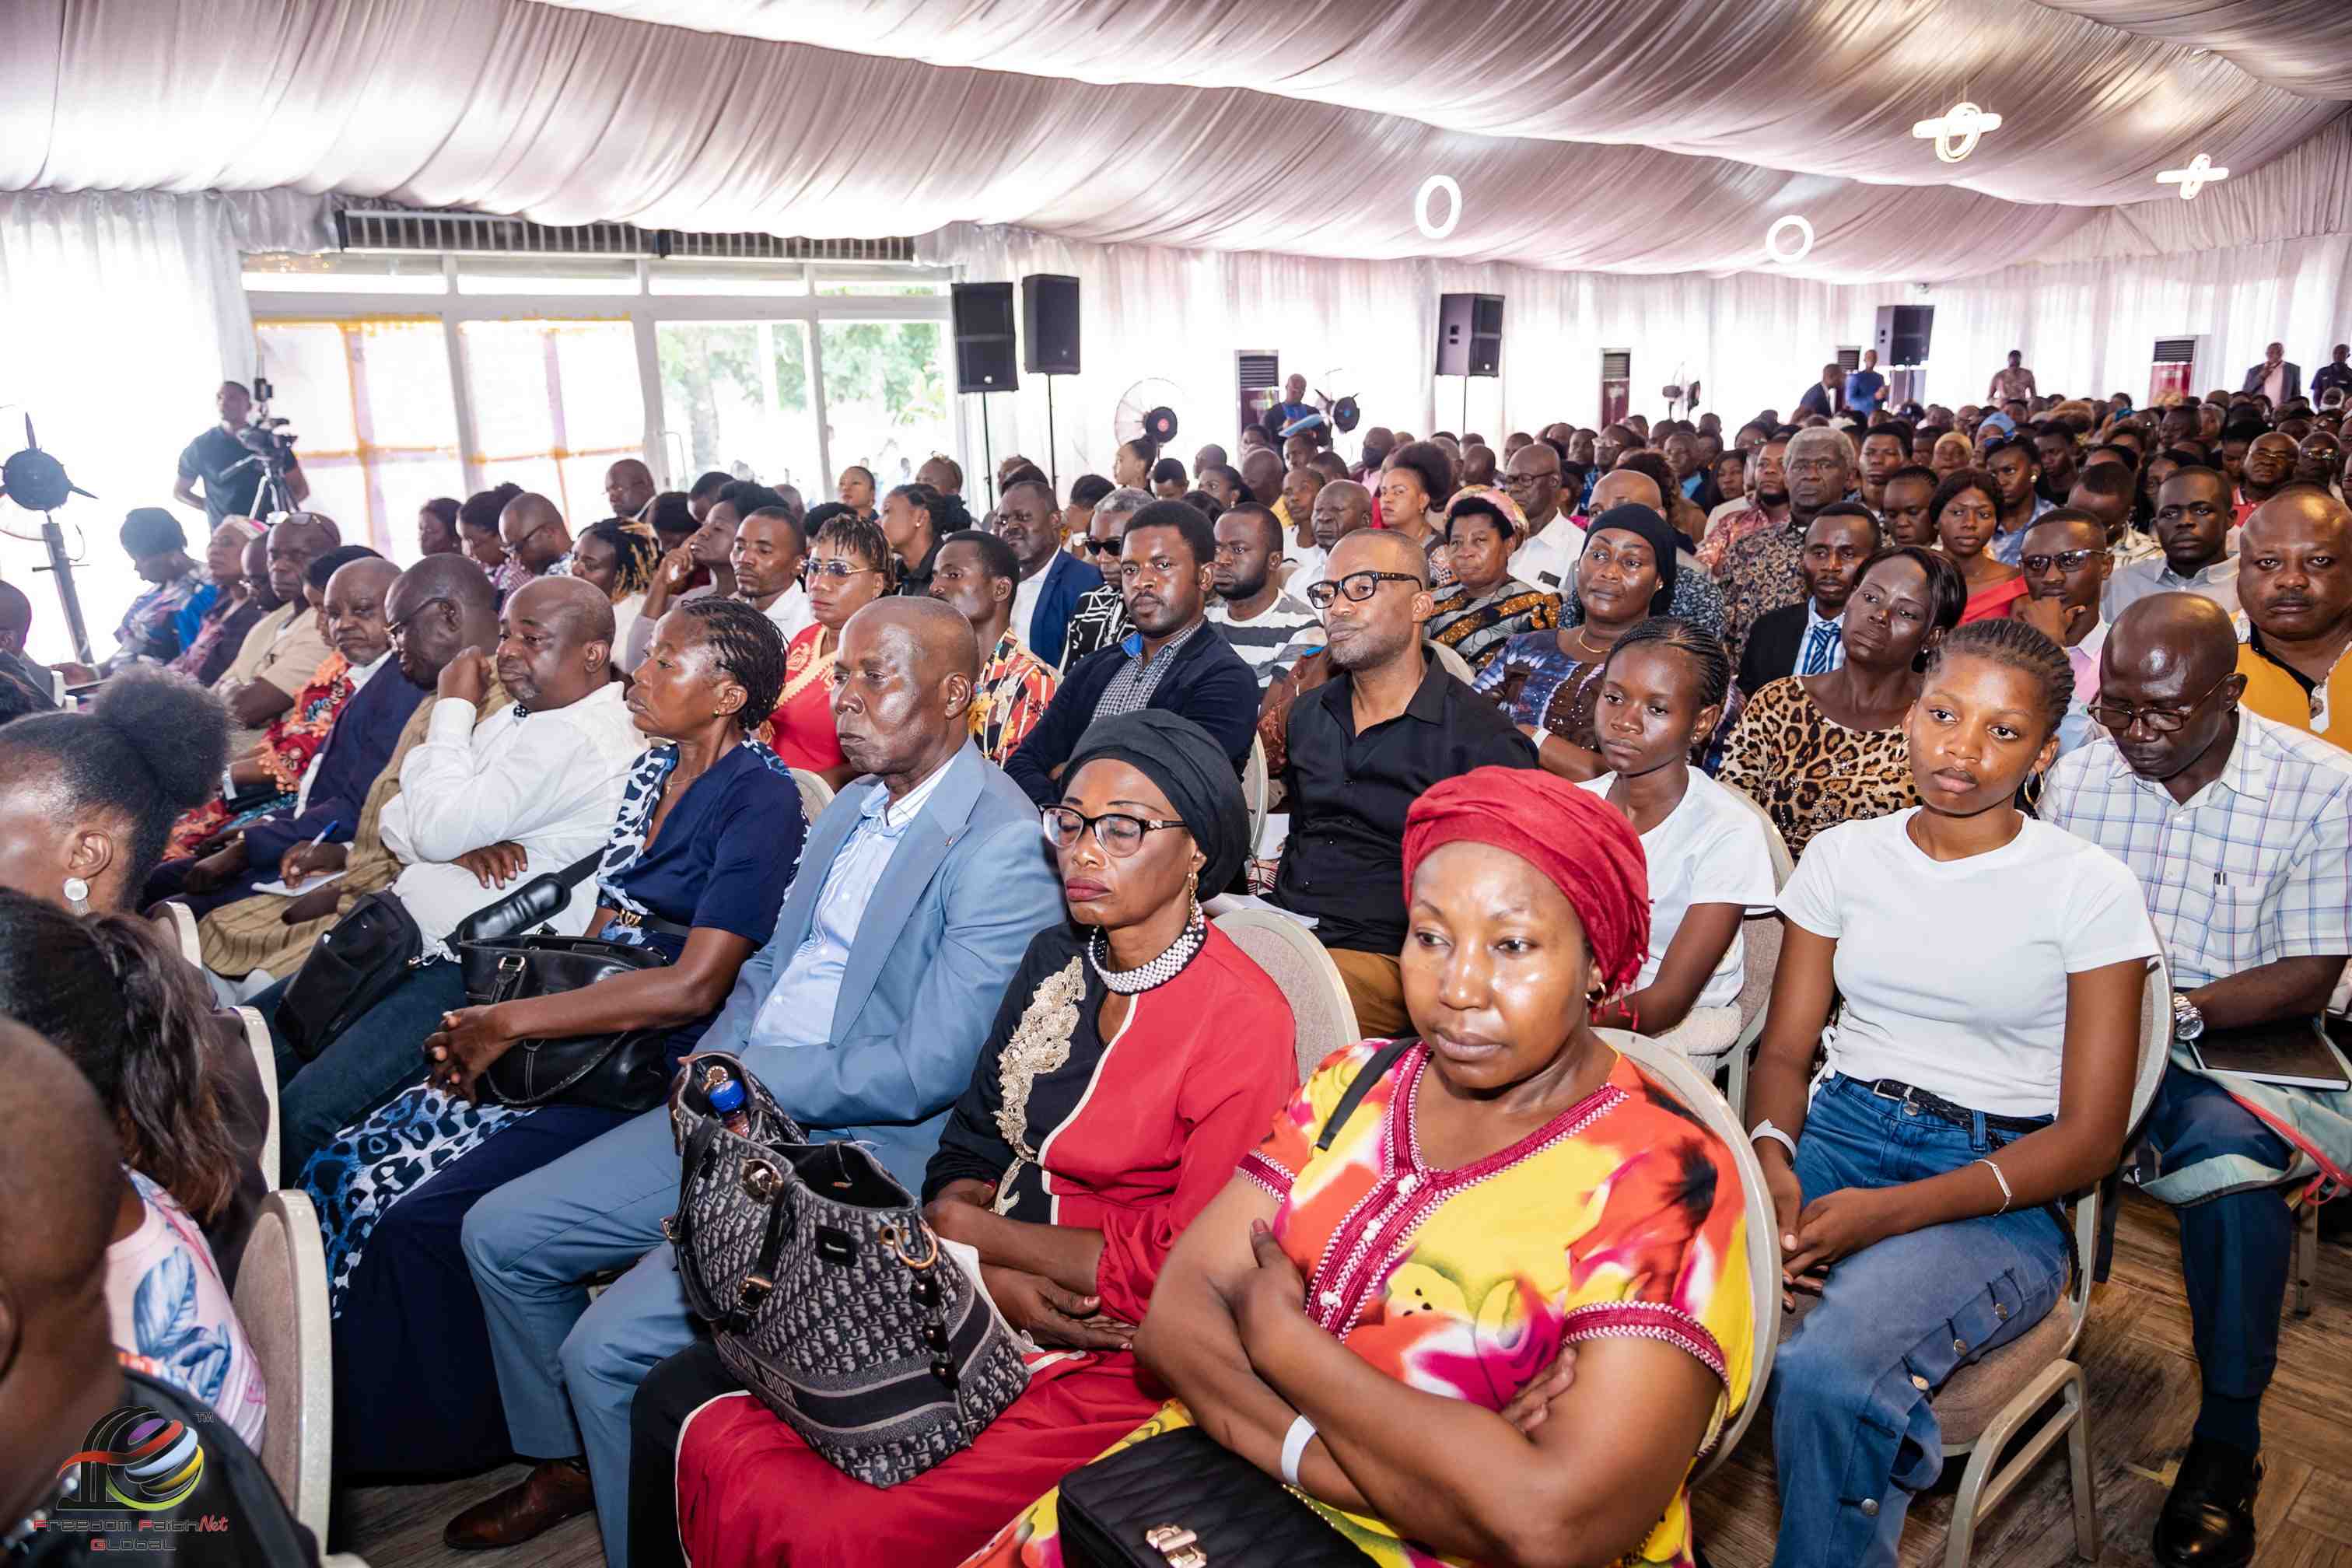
[338, 1189, 2352, 1568]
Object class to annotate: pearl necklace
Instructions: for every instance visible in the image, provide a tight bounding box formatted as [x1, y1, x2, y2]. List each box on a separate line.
[1089, 903, 1207, 995]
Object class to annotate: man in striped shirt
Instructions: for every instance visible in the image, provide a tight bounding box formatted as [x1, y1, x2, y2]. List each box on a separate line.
[1203, 502, 1324, 689]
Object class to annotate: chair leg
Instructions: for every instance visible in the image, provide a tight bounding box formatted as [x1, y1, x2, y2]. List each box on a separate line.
[1943, 1440, 1996, 1568]
[2296, 1201, 2318, 1318]
[2062, 1364, 2099, 1562]
[1942, 1360, 2088, 1568]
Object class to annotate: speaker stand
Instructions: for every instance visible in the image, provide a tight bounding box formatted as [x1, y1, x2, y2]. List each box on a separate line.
[979, 394, 996, 512]
[1461, 377, 1470, 437]
[1043, 374, 1059, 498]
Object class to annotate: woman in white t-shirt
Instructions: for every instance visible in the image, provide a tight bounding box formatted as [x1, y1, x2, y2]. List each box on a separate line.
[1575, 617, 1777, 1059]
[1748, 618, 2157, 1568]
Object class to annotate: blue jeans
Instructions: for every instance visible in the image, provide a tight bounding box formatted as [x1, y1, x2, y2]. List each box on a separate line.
[257, 961, 467, 1184]
[1768, 1075, 2071, 1568]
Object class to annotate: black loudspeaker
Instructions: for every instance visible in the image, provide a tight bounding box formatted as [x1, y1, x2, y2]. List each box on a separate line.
[1020, 274, 1080, 375]
[1436, 292, 1503, 377]
[951, 282, 1018, 393]
[1874, 305, 1936, 367]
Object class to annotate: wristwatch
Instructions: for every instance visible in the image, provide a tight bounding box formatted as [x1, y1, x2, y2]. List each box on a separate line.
[2172, 992, 2207, 1043]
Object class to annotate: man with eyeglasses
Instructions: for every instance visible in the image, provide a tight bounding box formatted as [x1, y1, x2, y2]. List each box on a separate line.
[499, 492, 575, 582]
[1059, 486, 1148, 664]
[2010, 509, 2114, 754]
[2233, 490, 2352, 749]
[1265, 528, 1535, 1034]
[1500, 439, 1575, 594]
[1004, 500, 1258, 807]
[2043, 592, 2352, 1568]
[2105, 467, 2242, 622]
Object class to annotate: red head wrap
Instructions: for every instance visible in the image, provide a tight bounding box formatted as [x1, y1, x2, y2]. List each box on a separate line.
[1400, 768, 1651, 995]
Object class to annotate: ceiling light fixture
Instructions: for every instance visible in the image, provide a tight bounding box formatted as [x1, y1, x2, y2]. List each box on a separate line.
[2156, 154, 2230, 199]
[1764, 215, 1815, 266]
[1414, 176, 1462, 240]
[1912, 101, 2002, 163]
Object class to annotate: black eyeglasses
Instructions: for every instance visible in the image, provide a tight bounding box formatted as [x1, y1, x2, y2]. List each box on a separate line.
[1305, 569, 1422, 609]
[2086, 672, 2235, 736]
[1041, 806, 1185, 856]
[1080, 537, 1120, 556]
[2020, 549, 2101, 575]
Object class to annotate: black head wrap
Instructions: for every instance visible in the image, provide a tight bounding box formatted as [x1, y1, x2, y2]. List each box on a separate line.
[1582, 502, 1679, 615]
[1063, 710, 1250, 894]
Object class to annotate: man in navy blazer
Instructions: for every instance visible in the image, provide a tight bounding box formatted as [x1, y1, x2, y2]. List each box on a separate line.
[995, 474, 1103, 669]
[458, 598, 1062, 1560]
[1004, 499, 1260, 806]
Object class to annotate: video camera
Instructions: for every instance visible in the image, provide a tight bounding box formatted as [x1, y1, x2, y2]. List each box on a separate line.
[233, 375, 299, 473]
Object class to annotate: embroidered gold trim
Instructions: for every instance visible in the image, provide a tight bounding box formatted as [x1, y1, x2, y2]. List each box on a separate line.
[992, 956, 1085, 1212]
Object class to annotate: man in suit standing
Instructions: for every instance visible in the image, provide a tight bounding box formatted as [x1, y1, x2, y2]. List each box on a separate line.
[993, 475, 1103, 668]
[1735, 503, 1880, 697]
[2242, 341, 2303, 408]
[456, 597, 1062, 1560]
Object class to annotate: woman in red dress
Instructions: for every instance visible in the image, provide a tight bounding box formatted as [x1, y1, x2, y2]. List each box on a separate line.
[1934, 469, 2027, 624]
[770, 512, 890, 789]
[626, 712, 1298, 1568]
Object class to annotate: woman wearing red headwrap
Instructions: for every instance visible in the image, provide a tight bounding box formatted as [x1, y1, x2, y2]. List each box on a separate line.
[961, 768, 1756, 1568]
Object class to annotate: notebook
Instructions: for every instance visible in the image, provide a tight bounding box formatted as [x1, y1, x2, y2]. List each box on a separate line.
[2187, 1017, 2352, 1093]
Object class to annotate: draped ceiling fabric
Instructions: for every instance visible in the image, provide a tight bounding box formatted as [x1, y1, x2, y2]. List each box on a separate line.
[0, 0, 2344, 282]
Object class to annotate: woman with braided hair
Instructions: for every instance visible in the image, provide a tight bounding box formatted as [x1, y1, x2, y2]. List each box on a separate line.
[573, 516, 663, 663]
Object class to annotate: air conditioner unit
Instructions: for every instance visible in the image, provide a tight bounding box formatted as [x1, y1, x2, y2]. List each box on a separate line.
[1599, 350, 1631, 426]
[2148, 334, 2213, 409]
[1235, 351, 1281, 444]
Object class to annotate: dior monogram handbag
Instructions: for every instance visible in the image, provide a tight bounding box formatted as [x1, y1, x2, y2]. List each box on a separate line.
[663, 1053, 1031, 1487]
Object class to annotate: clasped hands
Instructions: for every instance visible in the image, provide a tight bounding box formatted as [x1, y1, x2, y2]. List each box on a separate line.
[924, 1183, 1137, 1352]
[1761, 1149, 1901, 1309]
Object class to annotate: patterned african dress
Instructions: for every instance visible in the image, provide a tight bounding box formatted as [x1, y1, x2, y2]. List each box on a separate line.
[1472, 629, 1607, 751]
[1711, 516, 1808, 662]
[164, 652, 354, 860]
[102, 567, 207, 672]
[1714, 676, 1919, 859]
[972, 628, 1061, 765]
[960, 1040, 1754, 1568]
[1425, 579, 1559, 676]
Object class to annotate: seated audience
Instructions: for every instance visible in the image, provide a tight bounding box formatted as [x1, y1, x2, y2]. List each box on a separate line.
[1272, 530, 1535, 1033]
[1062, 471, 1111, 549]
[1737, 503, 1880, 696]
[167, 518, 268, 685]
[0, 891, 271, 1449]
[649, 489, 695, 560]
[1425, 489, 1559, 675]
[1617, 449, 1710, 546]
[1150, 456, 1189, 499]
[1879, 464, 1937, 549]
[730, 505, 814, 642]
[1573, 467, 1731, 638]
[1276, 461, 1323, 555]
[2043, 594, 2352, 1568]
[604, 460, 657, 525]
[882, 481, 971, 599]
[450, 597, 1061, 1556]
[1060, 486, 1148, 663]
[928, 527, 1061, 765]
[1006, 501, 1258, 806]
[966, 768, 1753, 1568]
[459, 483, 530, 596]
[223, 570, 644, 1175]
[2010, 508, 2114, 754]
[1983, 436, 2053, 565]
[2231, 490, 2352, 744]
[2105, 467, 2241, 620]
[0, 1020, 323, 1568]
[1375, 439, 1458, 588]
[628, 485, 751, 669]
[1712, 428, 1853, 661]
[572, 516, 662, 659]
[2064, 460, 2147, 561]
[1754, 618, 2155, 1568]
[1579, 617, 1776, 1059]
[2238, 432, 2298, 519]
[1857, 424, 1908, 513]
[1289, 475, 1374, 595]
[1718, 545, 1965, 857]
[1204, 501, 1323, 688]
[1930, 429, 1974, 481]
[919, 453, 967, 498]
[148, 555, 427, 915]
[631, 711, 1299, 1568]
[299, 597, 802, 1480]
[1932, 467, 2027, 623]
[1238, 446, 1282, 511]
[418, 495, 463, 556]
[836, 463, 877, 521]
[1500, 437, 1580, 593]
[992, 476, 1103, 668]
[773, 510, 892, 788]
[1476, 502, 1678, 779]
[164, 544, 380, 861]
[1697, 429, 1790, 569]
[213, 513, 336, 751]
[78, 508, 206, 677]
[499, 492, 574, 581]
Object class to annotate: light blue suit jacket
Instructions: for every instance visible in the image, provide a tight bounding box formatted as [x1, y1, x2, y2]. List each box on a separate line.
[698, 743, 1062, 1191]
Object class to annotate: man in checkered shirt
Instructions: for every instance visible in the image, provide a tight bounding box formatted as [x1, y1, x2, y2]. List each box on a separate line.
[2042, 593, 2352, 1568]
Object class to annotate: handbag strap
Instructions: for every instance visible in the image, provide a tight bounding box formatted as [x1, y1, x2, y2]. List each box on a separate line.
[1315, 1039, 1415, 1151]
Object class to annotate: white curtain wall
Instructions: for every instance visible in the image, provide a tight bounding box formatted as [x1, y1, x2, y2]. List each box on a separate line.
[0, 190, 332, 663]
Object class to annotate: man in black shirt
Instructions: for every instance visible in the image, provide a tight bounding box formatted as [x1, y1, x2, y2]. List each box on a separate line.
[1270, 529, 1536, 1034]
[172, 381, 306, 529]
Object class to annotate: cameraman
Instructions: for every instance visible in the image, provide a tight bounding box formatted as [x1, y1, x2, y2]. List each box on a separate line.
[174, 380, 307, 528]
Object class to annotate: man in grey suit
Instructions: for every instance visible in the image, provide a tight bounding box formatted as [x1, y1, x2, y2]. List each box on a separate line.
[448, 597, 1063, 1561]
[2241, 341, 2303, 406]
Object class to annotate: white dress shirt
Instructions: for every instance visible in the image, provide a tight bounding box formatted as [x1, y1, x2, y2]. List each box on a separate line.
[1509, 518, 1584, 596]
[1011, 569, 1049, 650]
[762, 583, 815, 646]
[379, 681, 647, 947]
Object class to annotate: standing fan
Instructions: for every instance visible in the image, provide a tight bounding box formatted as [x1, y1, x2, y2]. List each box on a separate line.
[1314, 367, 1362, 434]
[1, 415, 98, 664]
[1113, 378, 1188, 453]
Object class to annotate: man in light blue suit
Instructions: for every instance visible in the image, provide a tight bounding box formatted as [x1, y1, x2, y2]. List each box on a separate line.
[448, 597, 1062, 1561]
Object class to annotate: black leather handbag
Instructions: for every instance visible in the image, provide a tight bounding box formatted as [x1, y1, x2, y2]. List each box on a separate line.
[1060, 1427, 1370, 1568]
[663, 1053, 1031, 1488]
[454, 934, 674, 1111]
[276, 889, 424, 1062]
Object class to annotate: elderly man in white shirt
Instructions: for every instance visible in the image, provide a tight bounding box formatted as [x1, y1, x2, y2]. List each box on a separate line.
[260, 572, 646, 1178]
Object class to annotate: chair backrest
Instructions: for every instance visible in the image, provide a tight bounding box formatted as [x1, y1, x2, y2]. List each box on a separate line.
[1710, 782, 1794, 1118]
[1598, 1028, 1780, 1480]
[232, 1190, 333, 1543]
[236, 1006, 281, 1189]
[152, 901, 202, 966]
[1423, 638, 1477, 685]
[1213, 909, 1361, 1083]
[791, 768, 835, 824]
[1716, 780, 1795, 889]
[1243, 734, 1269, 855]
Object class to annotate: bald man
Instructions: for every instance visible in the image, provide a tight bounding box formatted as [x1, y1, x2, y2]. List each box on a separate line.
[499, 492, 574, 578]
[1290, 477, 1372, 593]
[1240, 446, 1284, 510]
[215, 513, 337, 744]
[457, 594, 1061, 1557]
[1269, 527, 1536, 1032]
[151, 555, 430, 914]
[229, 569, 648, 1174]
[604, 459, 656, 523]
[2234, 490, 2352, 747]
[2044, 592, 2352, 1568]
